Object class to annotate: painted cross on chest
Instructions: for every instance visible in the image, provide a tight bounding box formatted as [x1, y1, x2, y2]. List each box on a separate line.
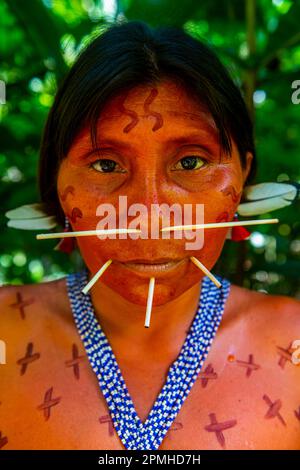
[65, 343, 85, 380]
[0, 431, 8, 449]
[198, 363, 218, 388]
[37, 387, 61, 421]
[236, 354, 260, 377]
[10, 292, 34, 319]
[99, 415, 114, 436]
[263, 394, 286, 426]
[276, 342, 294, 369]
[204, 413, 237, 449]
[17, 342, 40, 375]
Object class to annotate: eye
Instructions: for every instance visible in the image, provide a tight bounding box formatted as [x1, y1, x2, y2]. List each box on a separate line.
[172, 156, 206, 171]
[90, 159, 126, 173]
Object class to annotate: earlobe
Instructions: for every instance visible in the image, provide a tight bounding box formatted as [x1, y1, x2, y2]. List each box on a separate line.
[242, 151, 254, 184]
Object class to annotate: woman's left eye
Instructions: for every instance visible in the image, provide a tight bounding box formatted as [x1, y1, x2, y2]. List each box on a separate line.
[90, 159, 125, 173]
[172, 156, 206, 171]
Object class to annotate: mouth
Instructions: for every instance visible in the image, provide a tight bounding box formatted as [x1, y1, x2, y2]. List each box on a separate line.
[118, 258, 187, 275]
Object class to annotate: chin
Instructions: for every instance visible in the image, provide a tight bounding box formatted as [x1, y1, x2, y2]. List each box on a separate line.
[99, 267, 204, 307]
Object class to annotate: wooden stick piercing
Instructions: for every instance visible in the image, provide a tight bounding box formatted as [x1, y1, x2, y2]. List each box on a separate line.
[82, 259, 113, 295]
[190, 256, 221, 288]
[144, 277, 155, 328]
[160, 218, 279, 232]
[36, 228, 142, 240]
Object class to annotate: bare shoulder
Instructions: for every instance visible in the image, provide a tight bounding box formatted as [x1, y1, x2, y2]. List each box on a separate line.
[0, 276, 71, 332]
[228, 282, 300, 326]
[226, 283, 300, 388]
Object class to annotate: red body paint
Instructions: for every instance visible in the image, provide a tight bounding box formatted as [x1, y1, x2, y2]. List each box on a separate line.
[65, 344, 85, 380]
[17, 342, 40, 375]
[37, 387, 61, 421]
[99, 415, 114, 436]
[198, 363, 218, 388]
[204, 413, 237, 449]
[0, 432, 8, 449]
[9, 292, 34, 320]
[263, 394, 286, 426]
[236, 354, 260, 377]
[276, 342, 294, 369]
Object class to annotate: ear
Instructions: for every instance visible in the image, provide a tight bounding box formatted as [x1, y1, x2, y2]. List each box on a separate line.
[242, 152, 254, 185]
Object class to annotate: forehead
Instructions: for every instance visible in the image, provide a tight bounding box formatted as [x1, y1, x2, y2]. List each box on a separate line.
[71, 79, 220, 149]
[99, 79, 217, 132]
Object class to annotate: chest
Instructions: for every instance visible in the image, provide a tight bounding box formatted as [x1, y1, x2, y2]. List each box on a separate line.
[3, 337, 299, 450]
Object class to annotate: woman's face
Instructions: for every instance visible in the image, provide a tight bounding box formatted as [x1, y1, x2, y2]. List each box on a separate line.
[57, 79, 252, 306]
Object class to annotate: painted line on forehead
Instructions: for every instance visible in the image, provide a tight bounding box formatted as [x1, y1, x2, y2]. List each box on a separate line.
[143, 87, 163, 131]
[117, 90, 139, 133]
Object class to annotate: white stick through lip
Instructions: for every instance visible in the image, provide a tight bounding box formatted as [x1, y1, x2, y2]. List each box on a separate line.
[190, 256, 221, 288]
[82, 259, 113, 295]
[144, 277, 155, 328]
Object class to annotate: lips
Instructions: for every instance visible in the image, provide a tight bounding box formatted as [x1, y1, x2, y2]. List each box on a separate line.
[117, 257, 187, 277]
[123, 258, 182, 264]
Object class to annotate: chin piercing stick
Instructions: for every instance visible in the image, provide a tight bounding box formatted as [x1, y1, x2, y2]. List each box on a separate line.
[144, 277, 155, 328]
[82, 259, 113, 295]
[190, 256, 221, 289]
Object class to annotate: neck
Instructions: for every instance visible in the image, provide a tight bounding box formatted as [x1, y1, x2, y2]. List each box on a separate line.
[89, 276, 202, 358]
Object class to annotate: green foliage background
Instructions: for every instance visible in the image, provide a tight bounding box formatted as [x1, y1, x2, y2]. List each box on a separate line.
[0, 0, 299, 296]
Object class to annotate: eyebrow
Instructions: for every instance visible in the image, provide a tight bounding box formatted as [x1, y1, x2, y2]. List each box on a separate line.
[91, 130, 220, 152]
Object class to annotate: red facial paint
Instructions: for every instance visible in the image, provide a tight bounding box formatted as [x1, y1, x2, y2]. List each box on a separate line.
[143, 88, 164, 131]
[216, 212, 229, 223]
[221, 185, 242, 204]
[60, 185, 75, 201]
[69, 207, 83, 224]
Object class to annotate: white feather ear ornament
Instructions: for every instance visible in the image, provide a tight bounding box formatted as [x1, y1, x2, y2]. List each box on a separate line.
[224, 181, 299, 241]
[237, 181, 300, 217]
[5, 203, 58, 230]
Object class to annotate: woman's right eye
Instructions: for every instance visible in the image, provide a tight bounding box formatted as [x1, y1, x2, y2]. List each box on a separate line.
[90, 159, 126, 173]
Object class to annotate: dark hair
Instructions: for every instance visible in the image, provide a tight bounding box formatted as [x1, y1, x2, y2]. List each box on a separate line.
[38, 19, 256, 226]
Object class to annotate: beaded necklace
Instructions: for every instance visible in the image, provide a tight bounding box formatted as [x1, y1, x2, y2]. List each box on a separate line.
[66, 269, 230, 450]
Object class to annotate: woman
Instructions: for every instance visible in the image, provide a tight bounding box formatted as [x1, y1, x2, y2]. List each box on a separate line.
[0, 20, 299, 451]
